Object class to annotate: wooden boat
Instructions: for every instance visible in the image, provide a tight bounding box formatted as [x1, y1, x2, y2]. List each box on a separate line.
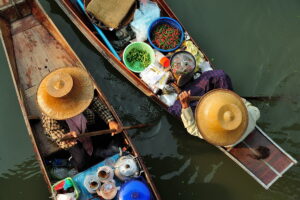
[53, 0, 297, 189]
[0, 0, 160, 199]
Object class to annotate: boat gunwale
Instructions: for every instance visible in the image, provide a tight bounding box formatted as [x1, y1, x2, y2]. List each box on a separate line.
[0, 2, 53, 194]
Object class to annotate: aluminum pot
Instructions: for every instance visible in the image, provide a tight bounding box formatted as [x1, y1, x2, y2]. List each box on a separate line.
[114, 155, 139, 181]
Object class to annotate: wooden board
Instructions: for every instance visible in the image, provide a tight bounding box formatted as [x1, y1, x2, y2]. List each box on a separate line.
[0, 0, 30, 22]
[12, 15, 78, 116]
[10, 15, 80, 156]
[228, 127, 296, 188]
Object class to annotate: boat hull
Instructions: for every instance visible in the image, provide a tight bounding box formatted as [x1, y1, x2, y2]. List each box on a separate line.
[0, 0, 160, 198]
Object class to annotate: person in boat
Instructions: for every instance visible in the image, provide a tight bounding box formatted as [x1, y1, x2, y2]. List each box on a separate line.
[178, 89, 260, 147]
[37, 67, 122, 171]
[168, 69, 234, 117]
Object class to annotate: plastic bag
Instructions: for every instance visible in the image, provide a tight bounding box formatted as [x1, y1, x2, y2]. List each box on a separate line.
[140, 64, 169, 93]
[56, 193, 76, 200]
[159, 93, 178, 107]
[130, 1, 160, 42]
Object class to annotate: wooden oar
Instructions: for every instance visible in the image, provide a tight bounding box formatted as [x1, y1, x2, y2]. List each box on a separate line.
[180, 96, 280, 102]
[59, 124, 152, 141]
[172, 83, 280, 101]
[242, 96, 281, 101]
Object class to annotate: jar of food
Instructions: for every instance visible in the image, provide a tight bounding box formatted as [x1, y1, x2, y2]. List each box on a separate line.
[97, 166, 114, 183]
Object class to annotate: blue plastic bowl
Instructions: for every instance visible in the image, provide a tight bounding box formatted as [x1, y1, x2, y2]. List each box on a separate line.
[147, 17, 184, 53]
[118, 179, 151, 200]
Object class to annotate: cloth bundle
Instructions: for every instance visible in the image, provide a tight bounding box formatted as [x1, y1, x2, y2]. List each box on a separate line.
[86, 0, 135, 28]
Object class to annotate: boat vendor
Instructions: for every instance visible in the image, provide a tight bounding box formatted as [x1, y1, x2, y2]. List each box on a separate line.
[178, 89, 260, 147]
[37, 67, 122, 171]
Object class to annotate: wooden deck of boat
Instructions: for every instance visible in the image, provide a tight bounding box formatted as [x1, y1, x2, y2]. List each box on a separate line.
[8, 14, 81, 156]
[11, 15, 78, 117]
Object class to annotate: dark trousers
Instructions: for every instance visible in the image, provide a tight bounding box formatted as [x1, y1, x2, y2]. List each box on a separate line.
[68, 119, 121, 172]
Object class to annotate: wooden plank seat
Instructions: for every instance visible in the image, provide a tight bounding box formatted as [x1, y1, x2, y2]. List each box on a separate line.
[0, 0, 30, 22]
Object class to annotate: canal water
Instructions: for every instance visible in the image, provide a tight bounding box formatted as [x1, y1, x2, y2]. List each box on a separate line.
[0, 0, 299, 199]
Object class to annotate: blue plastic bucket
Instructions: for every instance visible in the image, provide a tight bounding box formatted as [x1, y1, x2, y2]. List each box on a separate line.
[118, 179, 151, 200]
[147, 17, 184, 53]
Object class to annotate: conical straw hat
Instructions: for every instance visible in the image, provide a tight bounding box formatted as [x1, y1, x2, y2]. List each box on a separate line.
[37, 67, 94, 120]
[195, 89, 248, 146]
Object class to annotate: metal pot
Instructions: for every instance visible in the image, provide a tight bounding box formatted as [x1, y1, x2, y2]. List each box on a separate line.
[170, 51, 196, 87]
[114, 155, 139, 181]
[97, 166, 114, 183]
[83, 175, 101, 194]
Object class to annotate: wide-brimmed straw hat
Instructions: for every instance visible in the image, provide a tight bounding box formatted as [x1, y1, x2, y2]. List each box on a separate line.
[195, 89, 248, 146]
[37, 67, 94, 120]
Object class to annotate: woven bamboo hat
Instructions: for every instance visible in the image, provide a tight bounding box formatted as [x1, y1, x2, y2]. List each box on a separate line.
[37, 67, 94, 120]
[195, 89, 248, 146]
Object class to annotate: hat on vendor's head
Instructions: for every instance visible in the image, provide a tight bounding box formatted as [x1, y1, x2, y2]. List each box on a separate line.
[37, 67, 94, 120]
[195, 89, 248, 146]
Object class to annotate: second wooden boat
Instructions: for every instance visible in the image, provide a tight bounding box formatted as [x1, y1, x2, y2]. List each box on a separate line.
[0, 0, 160, 199]
[53, 0, 297, 189]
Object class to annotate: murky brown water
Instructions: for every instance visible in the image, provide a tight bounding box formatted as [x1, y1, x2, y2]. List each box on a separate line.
[0, 0, 300, 199]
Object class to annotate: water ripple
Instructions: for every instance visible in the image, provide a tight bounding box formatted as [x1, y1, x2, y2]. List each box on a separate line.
[160, 159, 191, 180]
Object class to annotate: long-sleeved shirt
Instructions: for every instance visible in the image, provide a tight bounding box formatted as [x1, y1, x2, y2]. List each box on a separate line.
[41, 96, 115, 149]
[181, 98, 260, 147]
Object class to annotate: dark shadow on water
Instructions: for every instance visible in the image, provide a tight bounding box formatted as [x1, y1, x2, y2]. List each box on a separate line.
[0, 157, 49, 199]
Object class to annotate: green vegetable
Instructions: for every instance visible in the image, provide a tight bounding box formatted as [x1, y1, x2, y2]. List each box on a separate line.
[126, 48, 151, 70]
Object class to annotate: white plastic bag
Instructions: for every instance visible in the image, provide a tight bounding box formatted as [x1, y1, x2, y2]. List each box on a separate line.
[159, 93, 178, 107]
[130, 1, 160, 42]
[56, 193, 76, 200]
[140, 64, 169, 93]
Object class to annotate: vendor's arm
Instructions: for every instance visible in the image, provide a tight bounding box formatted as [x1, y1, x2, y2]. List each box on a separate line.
[179, 91, 203, 139]
[242, 98, 260, 121]
[90, 96, 122, 135]
[227, 99, 260, 147]
[41, 113, 77, 149]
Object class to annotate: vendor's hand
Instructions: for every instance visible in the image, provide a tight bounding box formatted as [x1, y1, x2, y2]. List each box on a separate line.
[65, 131, 78, 139]
[108, 121, 122, 136]
[62, 131, 78, 146]
[179, 90, 191, 109]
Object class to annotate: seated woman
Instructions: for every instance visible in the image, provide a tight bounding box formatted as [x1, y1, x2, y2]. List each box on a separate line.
[178, 89, 260, 147]
[38, 67, 122, 171]
[168, 69, 234, 117]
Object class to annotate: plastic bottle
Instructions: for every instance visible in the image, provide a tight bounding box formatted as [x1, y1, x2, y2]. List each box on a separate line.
[154, 50, 170, 68]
